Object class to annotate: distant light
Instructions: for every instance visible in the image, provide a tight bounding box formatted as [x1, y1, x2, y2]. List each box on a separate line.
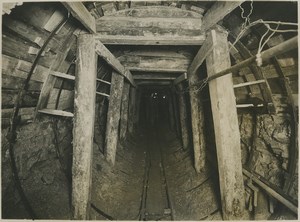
[163, 96, 166, 99]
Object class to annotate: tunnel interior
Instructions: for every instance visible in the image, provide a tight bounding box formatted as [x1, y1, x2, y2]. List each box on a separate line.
[1, 1, 298, 221]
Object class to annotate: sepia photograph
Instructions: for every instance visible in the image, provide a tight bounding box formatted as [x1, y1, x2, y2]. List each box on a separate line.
[1, 0, 298, 220]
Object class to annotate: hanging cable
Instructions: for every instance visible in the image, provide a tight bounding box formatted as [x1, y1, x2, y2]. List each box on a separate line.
[5, 12, 70, 219]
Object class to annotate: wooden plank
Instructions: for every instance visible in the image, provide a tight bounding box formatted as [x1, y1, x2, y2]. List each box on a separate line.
[96, 78, 111, 85]
[171, 87, 181, 138]
[128, 87, 136, 134]
[119, 82, 130, 140]
[38, 109, 73, 117]
[3, 16, 61, 52]
[205, 29, 245, 220]
[136, 80, 172, 86]
[118, 54, 191, 73]
[96, 16, 202, 34]
[50, 70, 75, 80]
[62, 2, 96, 33]
[105, 72, 124, 165]
[96, 92, 110, 98]
[202, 1, 244, 32]
[95, 34, 205, 46]
[174, 72, 187, 85]
[187, 32, 214, 77]
[232, 40, 276, 113]
[35, 31, 76, 114]
[111, 6, 202, 18]
[168, 91, 175, 130]
[233, 79, 266, 88]
[95, 40, 135, 86]
[177, 84, 189, 150]
[72, 34, 97, 220]
[133, 73, 179, 80]
[188, 74, 206, 173]
[186, 27, 213, 173]
[2, 33, 56, 68]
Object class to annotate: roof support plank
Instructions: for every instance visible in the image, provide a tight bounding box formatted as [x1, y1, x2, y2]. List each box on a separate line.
[95, 40, 135, 86]
[202, 1, 244, 32]
[62, 2, 96, 33]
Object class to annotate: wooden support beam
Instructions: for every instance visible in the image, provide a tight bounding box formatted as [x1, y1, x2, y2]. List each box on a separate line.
[171, 87, 181, 138]
[72, 34, 97, 220]
[136, 80, 172, 86]
[177, 84, 189, 150]
[95, 35, 205, 46]
[62, 2, 96, 33]
[128, 87, 136, 134]
[135, 90, 142, 127]
[187, 28, 213, 173]
[174, 72, 187, 85]
[120, 82, 130, 140]
[35, 28, 76, 117]
[188, 75, 206, 173]
[38, 108, 73, 117]
[202, 1, 244, 32]
[117, 53, 191, 73]
[95, 40, 135, 86]
[168, 91, 175, 131]
[233, 79, 266, 88]
[133, 72, 179, 80]
[206, 29, 245, 220]
[105, 72, 124, 165]
[95, 8, 204, 45]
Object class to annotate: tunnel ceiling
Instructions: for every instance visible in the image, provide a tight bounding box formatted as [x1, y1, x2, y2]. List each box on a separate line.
[78, 0, 298, 92]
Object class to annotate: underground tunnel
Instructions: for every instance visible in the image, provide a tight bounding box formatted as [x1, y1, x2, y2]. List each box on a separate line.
[1, 1, 299, 220]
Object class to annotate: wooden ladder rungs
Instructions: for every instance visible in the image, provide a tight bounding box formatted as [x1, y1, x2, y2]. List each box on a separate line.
[38, 108, 74, 117]
[96, 78, 111, 85]
[96, 92, 110, 97]
[50, 71, 75, 80]
[233, 79, 266, 89]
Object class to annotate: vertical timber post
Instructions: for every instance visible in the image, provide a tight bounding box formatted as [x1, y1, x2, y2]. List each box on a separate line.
[72, 34, 97, 220]
[128, 87, 136, 134]
[135, 89, 142, 127]
[168, 91, 175, 130]
[105, 71, 124, 165]
[119, 81, 130, 140]
[177, 83, 189, 150]
[171, 87, 181, 137]
[188, 66, 206, 173]
[206, 29, 245, 220]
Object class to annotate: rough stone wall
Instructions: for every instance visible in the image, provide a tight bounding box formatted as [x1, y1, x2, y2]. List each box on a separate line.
[238, 112, 297, 201]
[2, 116, 73, 219]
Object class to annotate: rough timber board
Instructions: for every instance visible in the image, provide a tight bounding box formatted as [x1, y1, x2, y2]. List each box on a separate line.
[62, 2, 96, 33]
[95, 6, 204, 45]
[72, 34, 97, 220]
[105, 72, 124, 165]
[95, 40, 135, 86]
[205, 29, 245, 220]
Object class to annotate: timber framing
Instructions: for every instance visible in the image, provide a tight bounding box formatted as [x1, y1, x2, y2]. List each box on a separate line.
[206, 29, 245, 220]
[62, 2, 96, 33]
[72, 34, 97, 220]
[95, 40, 136, 87]
[202, 1, 244, 32]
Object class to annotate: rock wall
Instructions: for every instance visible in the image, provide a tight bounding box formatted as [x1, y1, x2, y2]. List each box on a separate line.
[239, 111, 298, 204]
[2, 116, 73, 219]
